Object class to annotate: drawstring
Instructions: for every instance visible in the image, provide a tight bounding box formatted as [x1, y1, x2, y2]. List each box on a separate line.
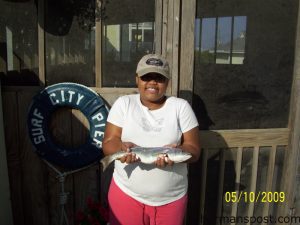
[143, 204, 157, 225]
[142, 204, 146, 225]
[154, 207, 157, 225]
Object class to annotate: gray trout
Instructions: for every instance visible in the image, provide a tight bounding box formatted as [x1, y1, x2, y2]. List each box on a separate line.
[100, 147, 192, 171]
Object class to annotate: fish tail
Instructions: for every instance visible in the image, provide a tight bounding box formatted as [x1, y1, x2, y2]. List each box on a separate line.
[100, 155, 114, 171]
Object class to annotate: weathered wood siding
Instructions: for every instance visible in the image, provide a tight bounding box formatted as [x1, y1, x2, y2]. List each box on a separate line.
[0, 81, 13, 225]
[2, 87, 136, 225]
[2, 87, 289, 225]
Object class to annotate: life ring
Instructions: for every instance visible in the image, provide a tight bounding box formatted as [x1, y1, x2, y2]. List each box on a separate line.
[27, 82, 108, 169]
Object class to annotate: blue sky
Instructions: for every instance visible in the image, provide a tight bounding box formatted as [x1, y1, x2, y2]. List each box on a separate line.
[195, 16, 247, 51]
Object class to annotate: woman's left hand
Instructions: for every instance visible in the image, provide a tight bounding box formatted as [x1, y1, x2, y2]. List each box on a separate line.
[155, 153, 174, 168]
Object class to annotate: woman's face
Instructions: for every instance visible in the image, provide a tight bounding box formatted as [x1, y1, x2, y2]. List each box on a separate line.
[136, 73, 169, 107]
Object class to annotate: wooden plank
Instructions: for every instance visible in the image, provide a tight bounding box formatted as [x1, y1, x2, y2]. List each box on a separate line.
[165, 0, 173, 96]
[47, 108, 74, 225]
[99, 90, 138, 106]
[200, 129, 289, 148]
[2, 86, 137, 95]
[186, 148, 207, 225]
[230, 147, 243, 225]
[38, 0, 45, 86]
[17, 91, 49, 225]
[253, 147, 269, 219]
[199, 148, 208, 225]
[171, 0, 180, 96]
[171, 0, 181, 96]
[155, 0, 163, 54]
[268, 147, 285, 217]
[72, 109, 100, 213]
[246, 146, 259, 225]
[261, 145, 277, 225]
[161, 0, 168, 58]
[1, 90, 15, 225]
[1, 86, 138, 108]
[93, 87, 138, 94]
[1, 86, 137, 109]
[74, 165, 100, 212]
[179, 0, 196, 103]
[216, 149, 225, 225]
[279, 0, 300, 219]
[95, 0, 102, 87]
[2, 91, 25, 225]
[2, 86, 42, 92]
[236, 148, 254, 220]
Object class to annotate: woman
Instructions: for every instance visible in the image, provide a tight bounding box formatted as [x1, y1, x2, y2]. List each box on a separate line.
[103, 54, 200, 225]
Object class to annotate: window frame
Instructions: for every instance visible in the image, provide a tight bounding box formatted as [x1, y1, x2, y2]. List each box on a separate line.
[36, 0, 163, 90]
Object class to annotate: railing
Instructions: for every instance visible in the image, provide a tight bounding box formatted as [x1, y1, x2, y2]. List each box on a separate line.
[186, 128, 289, 225]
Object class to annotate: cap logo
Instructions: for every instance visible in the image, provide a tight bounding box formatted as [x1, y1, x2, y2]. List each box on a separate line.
[146, 58, 163, 67]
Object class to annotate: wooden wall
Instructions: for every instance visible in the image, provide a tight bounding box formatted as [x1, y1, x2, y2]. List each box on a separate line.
[2, 87, 290, 225]
[0, 81, 13, 225]
[1, 87, 136, 225]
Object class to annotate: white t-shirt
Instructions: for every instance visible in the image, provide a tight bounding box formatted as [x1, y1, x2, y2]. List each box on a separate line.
[107, 94, 198, 206]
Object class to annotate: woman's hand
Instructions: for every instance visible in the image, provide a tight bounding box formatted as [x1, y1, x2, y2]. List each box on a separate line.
[154, 143, 178, 167]
[119, 142, 140, 164]
[155, 153, 174, 168]
[121, 142, 136, 152]
[162, 127, 201, 164]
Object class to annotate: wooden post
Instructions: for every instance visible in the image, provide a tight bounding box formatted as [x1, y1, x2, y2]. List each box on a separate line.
[278, 2, 300, 221]
[179, 0, 196, 103]
[95, 0, 102, 87]
[155, 0, 163, 54]
[38, 0, 45, 86]
[0, 80, 14, 225]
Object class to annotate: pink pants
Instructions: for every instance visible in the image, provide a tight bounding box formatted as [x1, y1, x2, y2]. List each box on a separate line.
[108, 179, 187, 225]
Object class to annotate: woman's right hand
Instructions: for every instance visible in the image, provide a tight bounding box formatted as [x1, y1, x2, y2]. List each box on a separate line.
[119, 142, 140, 164]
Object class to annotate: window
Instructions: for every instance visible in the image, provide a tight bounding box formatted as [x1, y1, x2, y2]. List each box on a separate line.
[195, 16, 246, 65]
[0, 0, 39, 85]
[45, 0, 96, 86]
[0, 0, 155, 87]
[102, 0, 155, 87]
[193, 0, 299, 129]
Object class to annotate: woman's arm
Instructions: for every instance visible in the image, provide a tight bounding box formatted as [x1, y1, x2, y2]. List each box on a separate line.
[178, 126, 201, 163]
[156, 126, 200, 167]
[103, 122, 138, 163]
[103, 122, 123, 155]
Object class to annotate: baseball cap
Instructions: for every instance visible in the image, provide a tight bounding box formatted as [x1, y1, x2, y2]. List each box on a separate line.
[136, 54, 170, 79]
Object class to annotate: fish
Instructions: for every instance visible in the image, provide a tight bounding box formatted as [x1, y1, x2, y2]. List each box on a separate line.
[100, 147, 192, 171]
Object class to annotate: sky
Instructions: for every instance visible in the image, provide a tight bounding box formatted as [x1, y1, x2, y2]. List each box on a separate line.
[195, 16, 247, 51]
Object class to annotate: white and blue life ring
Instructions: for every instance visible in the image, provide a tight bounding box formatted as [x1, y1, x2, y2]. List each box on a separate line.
[27, 82, 108, 169]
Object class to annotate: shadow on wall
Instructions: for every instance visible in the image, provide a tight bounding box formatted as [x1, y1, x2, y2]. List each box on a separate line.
[0, 42, 40, 86]
[3, 0, 100, 35]
[38, 0, 100, 36]
[179, 90, 214, 130]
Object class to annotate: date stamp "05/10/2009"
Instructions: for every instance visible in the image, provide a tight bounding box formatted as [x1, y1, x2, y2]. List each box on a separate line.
[224, 191, 285, 203]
